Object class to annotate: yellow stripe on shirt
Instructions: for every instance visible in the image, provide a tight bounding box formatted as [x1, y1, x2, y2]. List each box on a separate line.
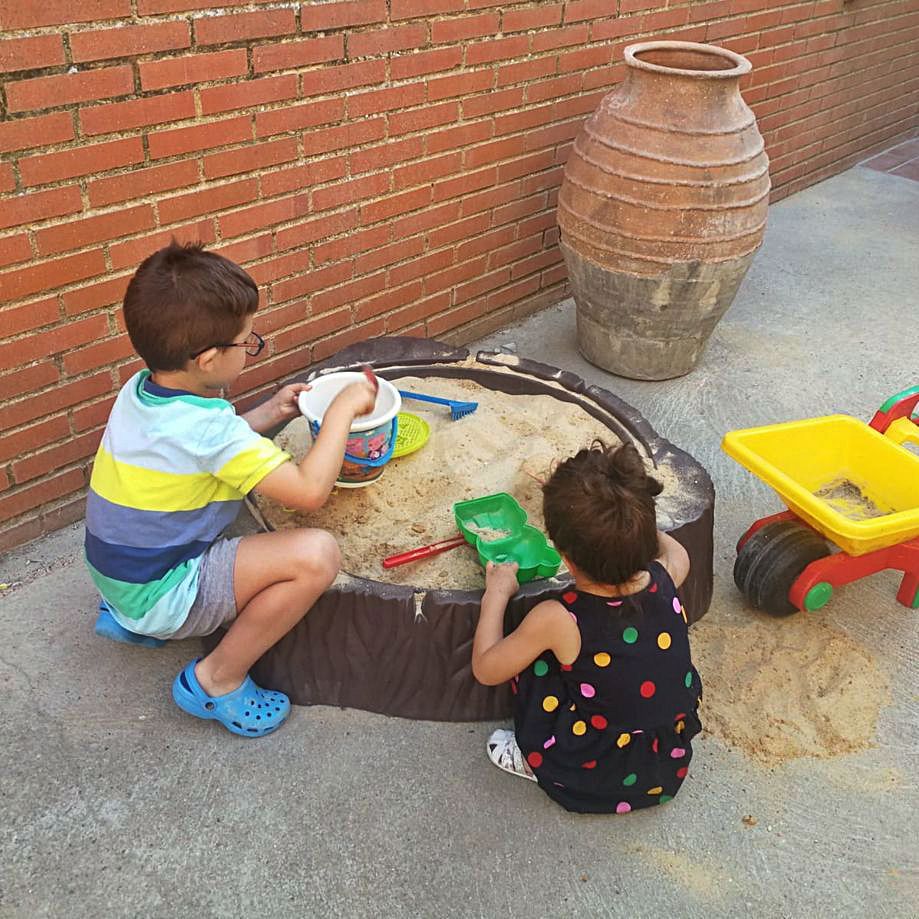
[216, 440, 290, 494]
[90, 445, 242, 511]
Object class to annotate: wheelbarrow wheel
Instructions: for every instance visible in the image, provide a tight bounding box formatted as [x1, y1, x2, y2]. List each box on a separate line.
[734, 520, 831, 616]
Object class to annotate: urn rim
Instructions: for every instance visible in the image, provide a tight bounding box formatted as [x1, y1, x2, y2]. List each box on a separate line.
[625, 40, 752, 80]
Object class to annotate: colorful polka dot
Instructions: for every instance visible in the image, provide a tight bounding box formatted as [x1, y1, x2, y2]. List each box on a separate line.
[560, 663, 573, 671]
[647, 786, 663, 795]
[582, 760, 597, 769]
[672, 597, 681, 614]
[615, 802, 631, 814]
[684, 671, 693, 688]
[659, 795, 674, 804]
[542, 695, 559, 712]
[670, 747, 686, 759]
[580, 682, 596, 699]
[563, 591, 578, 604]
[622, 626, 638, 644]
[640, 680, 656, 698]
[649, 582, 658, 593]
[590, 714, 608, 730]
[617, 732, 631, 748]
[569, 612, 578, 624]
[594, 652, 611, 668]
[676, 720, 685, 733]
[569, 704, 576, 711]
[681, 606, 688, 623]
[572, 720, 587, 736]
[526, 751, 543, 769]
[606, 600, 622, 607]
[652, 738, 659, 753]
[543, 735, 556, 749]
[533, 660, 548, 677]
[676, 767, 688, 779]
[657, 632, 671, 650]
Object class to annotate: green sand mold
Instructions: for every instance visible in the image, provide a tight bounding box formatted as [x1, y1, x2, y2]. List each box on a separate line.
[453, 493, 562, 583]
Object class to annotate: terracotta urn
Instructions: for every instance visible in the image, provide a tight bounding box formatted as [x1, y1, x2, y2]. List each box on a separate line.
[558, 41, 770, 380]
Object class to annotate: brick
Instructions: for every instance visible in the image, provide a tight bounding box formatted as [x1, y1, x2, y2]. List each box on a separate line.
[0, 35, 65, 73]
[270, 261, 355, 305]
[311, 271, 387, 315]
[504, 4, 563, 32]
[464, 86, 524, 118]
[13, 430, 103, 484]
[393, 151, 462, 190]
[140, 49, 248, 91]
[159, 179, 258, 224]
[351, 82, 427, 117]
[0, 163, 11, 194]
[510, 246, 562, 280]
[109, 219, 215, 270]
[0, 362, 60, 401]
[486, 274, 540, 310]
[354, 235, 424, 274]
[455, 266, 510, 304]
[389, 101, 459, 136]
[432, 166, 497, 202]
[213, 233, 273, 267]
[0, 111, 75, 155]
[354, 280, 423, 322]
[0, 0, 129, 29]
[463, 136, 524, 169]
[351, 138, 424, 177]
[255, 98, 344, 138]
[432, 14, 500, 44]
[392, 0, 463, 20]
[201, 75, 297, 116]
[70, 21, 190, 63]
[273, 307, 349, 356]
[0, 235, 33, 270]
[275, 209, 357, 251]
[466, 36, 530, 66]
[349, 24, 428, 58]
[428, 69, 493, 102]
[80, 92, 196, 136]
[392, 200, 461, 239]
[195, 8, 296, 45]
[6, 66, 134, 114]
[0, 469, 86, 524]
[498, 57, 557, 87]
[360, 187, 432, 225]
[63, 275, 131, 316]
[305, 60, 388, 97]
[311, 317, 387, 361]
[204, 139, 298, 181]
[253, 35, 344, 73]
[527, 73, 583, 104]
[0, 414, 69, 463]
[456, 225, 516, 263]
[89, 160, 200, 208]
[219, 194, 309, 240]
[0, 315, 109, 373]
[426, 120, 493, 155]
[385, 291, 450, 334]
[302, 118, 386, 156]
[149, 115, 251, 160]
[495, 100, 556, 136]
[559, 45, 614, 73]
[20, 138, 145, 188]
[387, 249, 454, 287]
[301, 0, 387, 30]
[261, 155, 348, 197]
[532, 24, 590, 52]
[0, 186, 83, 233]
[427, 299, 485, 337]
[488, 234, 542, 269]
[0, 297, 59, 340]
[565, 0, 614, 22]
[423, 255, 487, 295]
[428, 212, 489, 249]
[138, 0, 260, 11]
[391, 47, 462, 80]
[0, 515, 43, 551]
[313, 225, 389, 265]
[460, 180, 519, 217]
[73, 394, 116, 432]
[312, 173, 391, 213]
[245, 249, 310, 286]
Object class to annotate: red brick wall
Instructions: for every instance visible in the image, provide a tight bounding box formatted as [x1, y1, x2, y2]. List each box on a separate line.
[1, 0, 917, 550]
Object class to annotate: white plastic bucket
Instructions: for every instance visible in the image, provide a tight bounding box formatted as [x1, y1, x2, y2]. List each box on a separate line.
[297, 371, 402, 487]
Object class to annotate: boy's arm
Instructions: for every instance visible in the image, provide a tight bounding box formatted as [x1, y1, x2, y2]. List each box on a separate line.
[656, 530, 690, 588]
[253, 381, 375, 512]
[241, 383, 310, 434]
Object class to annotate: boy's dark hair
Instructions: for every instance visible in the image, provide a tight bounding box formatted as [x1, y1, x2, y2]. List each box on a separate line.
[543, 441, 662, 586]
[122, 240, 259, 371]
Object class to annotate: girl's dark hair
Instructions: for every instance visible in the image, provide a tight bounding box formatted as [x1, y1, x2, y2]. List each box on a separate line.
[542, 441, 662, 586]
[122, 240, 259, 371]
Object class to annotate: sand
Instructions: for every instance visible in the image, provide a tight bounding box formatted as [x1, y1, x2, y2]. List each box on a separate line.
[254, 374, 682, 589]
[814, 478, 890, 520]
[691, 613, 891, 766]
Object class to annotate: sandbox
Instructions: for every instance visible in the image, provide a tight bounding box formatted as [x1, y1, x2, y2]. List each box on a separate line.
[208, 336, 715, 721]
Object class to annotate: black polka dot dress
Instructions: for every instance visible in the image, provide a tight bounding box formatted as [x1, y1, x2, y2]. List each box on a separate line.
[512, 561, 702, 814]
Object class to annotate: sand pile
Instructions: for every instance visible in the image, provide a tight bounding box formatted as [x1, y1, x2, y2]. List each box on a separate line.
[255, 374, 680, 589]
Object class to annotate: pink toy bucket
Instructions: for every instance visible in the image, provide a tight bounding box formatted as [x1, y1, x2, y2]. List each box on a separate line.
[297, 371, 401, 488]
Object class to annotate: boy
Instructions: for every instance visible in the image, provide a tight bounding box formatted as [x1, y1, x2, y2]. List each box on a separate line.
[85, 241, 376, 737]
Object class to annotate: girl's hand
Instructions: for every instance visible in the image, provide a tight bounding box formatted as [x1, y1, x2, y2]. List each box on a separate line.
[485, 560, 520, 599]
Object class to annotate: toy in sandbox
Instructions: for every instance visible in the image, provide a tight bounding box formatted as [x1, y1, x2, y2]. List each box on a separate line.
[723, 386, 919, 616]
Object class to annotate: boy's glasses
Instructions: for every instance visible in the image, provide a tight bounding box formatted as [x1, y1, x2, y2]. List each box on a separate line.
[191, 331, 265, 359]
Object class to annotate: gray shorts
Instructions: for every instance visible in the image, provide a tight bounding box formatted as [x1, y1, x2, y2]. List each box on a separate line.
[170, 537, 241, 640]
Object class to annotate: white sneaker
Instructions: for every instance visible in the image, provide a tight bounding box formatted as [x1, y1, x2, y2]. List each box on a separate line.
[486, 728, 537, 782]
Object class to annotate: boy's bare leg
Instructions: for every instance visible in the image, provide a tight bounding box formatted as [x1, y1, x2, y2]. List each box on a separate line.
[194, 529, 340, 697]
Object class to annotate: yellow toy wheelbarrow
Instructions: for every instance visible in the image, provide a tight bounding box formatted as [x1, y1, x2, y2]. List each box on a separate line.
[722, 386, 919, 615]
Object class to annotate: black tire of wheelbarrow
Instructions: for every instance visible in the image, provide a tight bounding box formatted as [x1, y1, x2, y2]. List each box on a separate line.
[734, 520, 831, 616]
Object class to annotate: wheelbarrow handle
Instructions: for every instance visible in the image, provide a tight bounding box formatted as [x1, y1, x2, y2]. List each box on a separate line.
[869, 385, 919, 434]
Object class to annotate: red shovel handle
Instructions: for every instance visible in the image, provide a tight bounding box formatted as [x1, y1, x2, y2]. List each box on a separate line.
[383, 534, 467, 569]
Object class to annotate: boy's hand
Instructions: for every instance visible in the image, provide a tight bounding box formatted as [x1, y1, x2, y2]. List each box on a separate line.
[269, 383, 311, 424]
[484, 561, 520, 599]
[336, 380, 377, 418]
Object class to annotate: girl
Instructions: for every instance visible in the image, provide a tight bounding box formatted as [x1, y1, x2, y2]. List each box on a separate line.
[472, 442, 702, 814]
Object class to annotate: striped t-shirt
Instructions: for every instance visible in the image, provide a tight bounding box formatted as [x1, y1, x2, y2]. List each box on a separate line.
[84, 371, 290, 638]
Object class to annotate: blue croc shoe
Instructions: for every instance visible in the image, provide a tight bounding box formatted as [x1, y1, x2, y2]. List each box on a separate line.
[95, 599, 165, 648]
[172, 658, 290, 738]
